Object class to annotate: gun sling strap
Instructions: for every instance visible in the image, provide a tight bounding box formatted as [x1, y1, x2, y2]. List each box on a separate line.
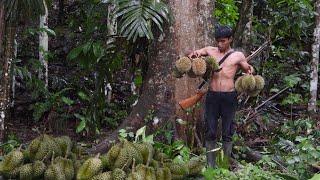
[198, 50, 235, 89]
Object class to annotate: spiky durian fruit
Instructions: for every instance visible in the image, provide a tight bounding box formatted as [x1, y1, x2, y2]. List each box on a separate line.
[145, 166, 156, 180]
[192, 58, 207, 76]
[124, 141, 143, 165]
[104, 143, 122, 169]
[33, 160, 46, 179]
[205, 56, 219, 71]
[163, 167, 172, 180]
[235, 76, 244, 93]
[112, 168, 127, 180]
[127, 172, 144, 180]
[165, 162, 189, 180]
[30, 134, 62, 161]
[175, 57, 192, 73]
[44, 163, 66, 180]
[54, 136, 73, 157]
[0, 149, 24, 175]
[54, 157, 74, 180]
[254, 75, 265, 90]
[135, 164, 147, 178]
[0, 165, 20, 179]
[19, 163, 33, 180]
[133, 142, 154, 165]
[92, 171, 112, 180]
[241, 74, 256, 91]
[173, 67, 184, 78]
[28, 137, 41, 156]
[113, 147, 132, 170]
[187, 159, 205, 175]
[76, 155, 103, 180]
[154, 151, 170, 163]
[150, 159, 159, 168]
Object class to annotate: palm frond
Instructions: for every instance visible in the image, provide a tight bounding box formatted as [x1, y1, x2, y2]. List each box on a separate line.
[115, 0, 169, 42]
[1, 0, 46, 24]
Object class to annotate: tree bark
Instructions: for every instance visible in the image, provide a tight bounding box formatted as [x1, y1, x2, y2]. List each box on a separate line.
[0, 3, 4, 57]
[39, 0, 49, 87]
[233, 0, 253, 55]
[0, 26, 16, 142]
[89, 0, 215, 154]
[308, 0, 320, 113]
[58, 0, 64, 24]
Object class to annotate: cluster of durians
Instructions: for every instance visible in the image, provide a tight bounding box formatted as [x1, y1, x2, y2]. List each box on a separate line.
[0, 135, 205, 180]
[173, 56, 219, 80]
[235, 74, 265, 97]
[0, 134, 78, 180]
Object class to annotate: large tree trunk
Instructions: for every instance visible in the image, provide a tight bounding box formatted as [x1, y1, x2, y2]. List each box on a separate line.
[39, 0, 49, 87]
[233, 0, 253, 55]
[0, 26, 16, 142]
[308, 0, 320, 113]
[0, 3, 4, 56]
[89, 0, 215, 154]
[58, 0, 64, 24]
[0, 3, 5, 143]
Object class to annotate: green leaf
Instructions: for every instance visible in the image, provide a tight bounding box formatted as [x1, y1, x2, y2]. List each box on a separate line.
[67, 46, 83, 60]
[284, 74, 301, 87]
[134, 74, 143, 87]
[309, 174, 320, 180]
[76, 120, 86, 133]
[135, 126, 146, 142]
[61, 96, 74, 106]
[78, 91, 90, 101]
[82, 42, 93, 54]
[44, 28, 56, 36]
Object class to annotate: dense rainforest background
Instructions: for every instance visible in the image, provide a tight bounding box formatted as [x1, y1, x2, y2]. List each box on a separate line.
[0, 0, 319, 179]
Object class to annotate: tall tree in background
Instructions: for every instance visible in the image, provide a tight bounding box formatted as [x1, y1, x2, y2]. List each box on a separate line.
[0, 0, 45, 141]
[39, 0, 49, 87]
[90, 0, 215, 153]
[233, 0, 253, 54]
[308, 0, 320, 113]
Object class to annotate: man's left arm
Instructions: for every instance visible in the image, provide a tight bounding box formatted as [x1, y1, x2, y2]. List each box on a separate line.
[237, 52, 254, 74]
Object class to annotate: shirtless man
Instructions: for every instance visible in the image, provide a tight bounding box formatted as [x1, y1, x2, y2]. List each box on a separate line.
[188, 25, 253, 168]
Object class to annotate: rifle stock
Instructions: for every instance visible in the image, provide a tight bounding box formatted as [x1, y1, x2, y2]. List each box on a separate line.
[178, 91, 206, 110]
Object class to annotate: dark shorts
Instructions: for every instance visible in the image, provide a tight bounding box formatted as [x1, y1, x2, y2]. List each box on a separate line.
[204, 91, 238, 142]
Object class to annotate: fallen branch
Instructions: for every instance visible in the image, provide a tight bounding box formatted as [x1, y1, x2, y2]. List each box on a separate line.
[238, 87, 289, 131]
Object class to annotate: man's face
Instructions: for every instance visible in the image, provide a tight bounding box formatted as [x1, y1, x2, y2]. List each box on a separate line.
[216, 37, 232, 52]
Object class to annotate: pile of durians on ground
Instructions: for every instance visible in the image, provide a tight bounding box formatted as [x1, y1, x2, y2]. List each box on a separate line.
[235, 74, 265, 97]
[0, 134, 205, 180]
[174, 56, 220, 80]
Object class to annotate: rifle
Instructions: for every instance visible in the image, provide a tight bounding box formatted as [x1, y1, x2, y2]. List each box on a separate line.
[178, 41, 270, 110]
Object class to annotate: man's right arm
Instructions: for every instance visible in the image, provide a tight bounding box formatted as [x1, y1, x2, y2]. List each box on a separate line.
[188, 46, 212, 58]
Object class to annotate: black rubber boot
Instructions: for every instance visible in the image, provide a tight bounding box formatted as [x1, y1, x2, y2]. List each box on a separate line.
[205, 140, 217, 168]
[223, 141, 239, 170]
[223, 141, 232, 158]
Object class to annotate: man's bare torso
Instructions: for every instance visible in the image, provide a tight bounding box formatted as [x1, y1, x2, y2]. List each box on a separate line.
[206, 47, 244, 92]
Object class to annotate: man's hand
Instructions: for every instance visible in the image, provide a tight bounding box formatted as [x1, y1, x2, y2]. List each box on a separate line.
[188, 50, 201, 59]
[247, 65, 254, 74]
[196, 88, 207, 94]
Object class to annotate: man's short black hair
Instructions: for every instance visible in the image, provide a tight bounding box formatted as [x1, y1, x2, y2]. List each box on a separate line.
[215, 25, 233, 39]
